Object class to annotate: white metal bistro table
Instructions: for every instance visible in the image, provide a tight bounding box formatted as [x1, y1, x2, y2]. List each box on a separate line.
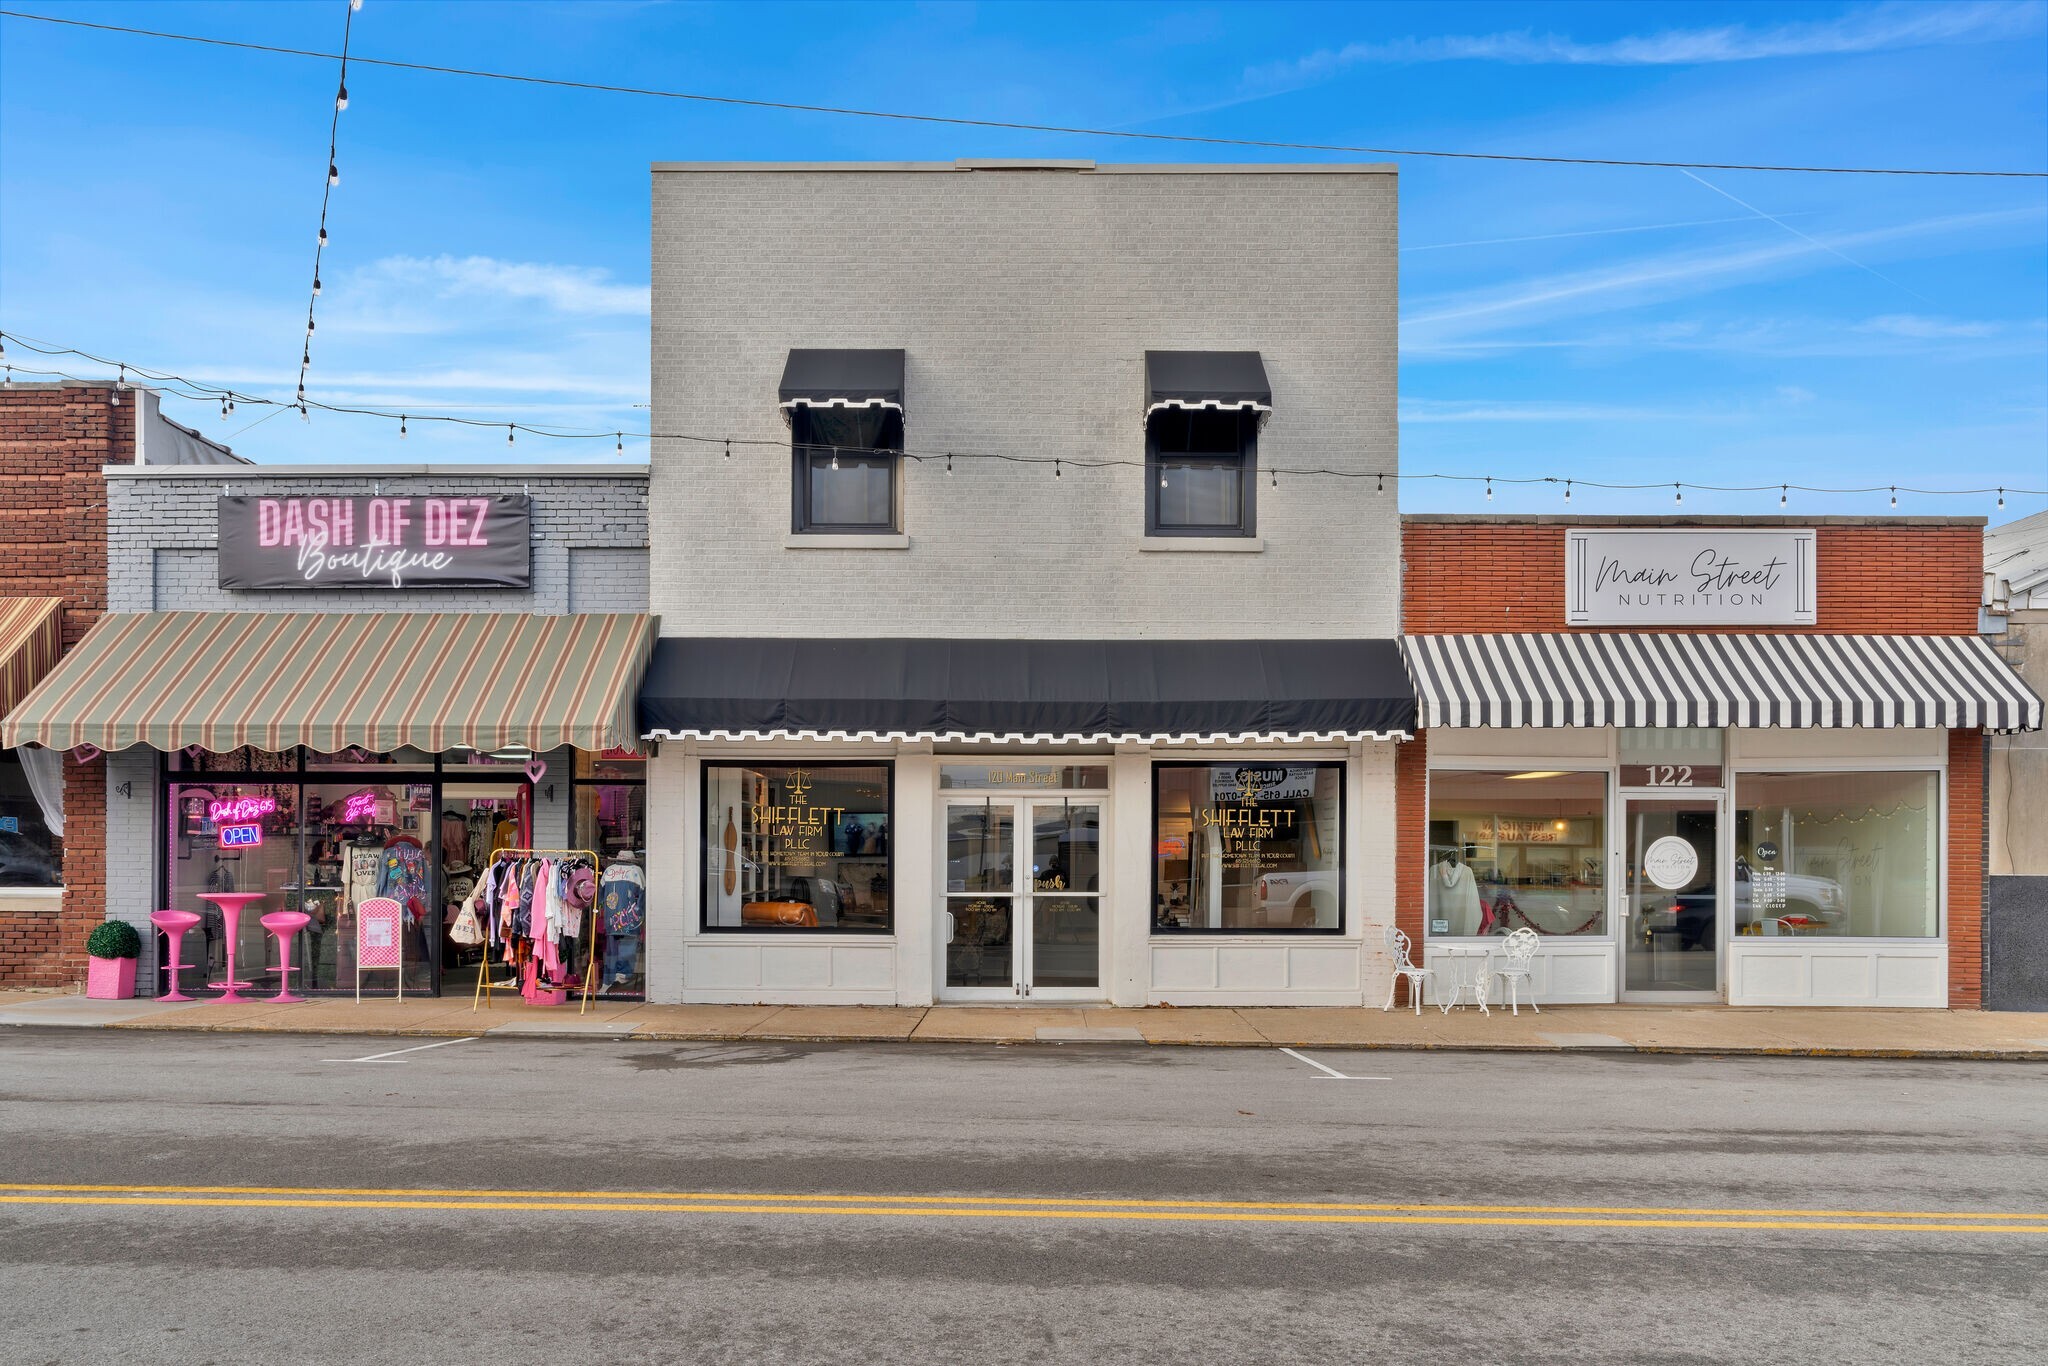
[1436, 944, 1495, 1015]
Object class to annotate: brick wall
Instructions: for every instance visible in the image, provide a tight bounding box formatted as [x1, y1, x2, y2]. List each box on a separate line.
[1401, 519, 1983, 635]
[0, 385, 128, 986]
[1950, 728, 1987, 1007]
[650, 164, 1402, 639]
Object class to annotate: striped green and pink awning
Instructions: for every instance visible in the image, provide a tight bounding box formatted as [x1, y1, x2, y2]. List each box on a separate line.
[0, 611, 656, 755]
[0, 598, 65, 720]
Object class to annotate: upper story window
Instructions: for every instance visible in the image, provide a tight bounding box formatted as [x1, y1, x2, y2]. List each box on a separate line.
[779, 348, 906, 537]
[1147, 408, 1257, 537]
[1142, 350, 1271, 539]
[791, 406, 902, 534]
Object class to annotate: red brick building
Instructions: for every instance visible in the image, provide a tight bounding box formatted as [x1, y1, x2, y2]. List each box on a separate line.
[0, 383, 241, 987]
[1395, 515, 2035, 1010]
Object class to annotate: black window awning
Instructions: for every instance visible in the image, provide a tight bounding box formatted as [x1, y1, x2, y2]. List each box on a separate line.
[1144, 351, 1272, 418]
[640, 638, 1415, 742]
[778, 348, 906, 412]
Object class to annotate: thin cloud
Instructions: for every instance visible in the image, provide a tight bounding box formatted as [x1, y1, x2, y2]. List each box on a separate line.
[1403, 207, 2043, 335]
[1858, 313, 2004, 338]
[1400, 399, 1729, 424]
[1247, 1, 2041, 89]
[1402, 212, 1808, 253]
[348, 255, 651, 316]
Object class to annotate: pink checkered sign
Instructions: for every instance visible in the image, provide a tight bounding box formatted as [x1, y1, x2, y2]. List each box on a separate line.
[355, 897, 404, 969]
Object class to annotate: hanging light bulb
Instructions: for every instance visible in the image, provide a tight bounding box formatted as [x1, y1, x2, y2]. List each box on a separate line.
[945, 453, 953, 476]
[318, 226, 328, 246]
[227, 398, 235, 415]
[1484, 478, 1492, 501]
[335, 85, 349, 112]
[1270, 466, 1276, 489]
[1054, 458, 1062, 479]
[1674, 484, 1683, 505]
[830, 449, 840, 471]
[618, 432, 625, 454]
[307, 318, 317, 337]
[1160, 469, 1168, 489]
[399, 415, 407, 439]
[1890, 487, 1898, 508]
[1997, 488, 2005, 509]
[1780, 485, 1788, 508]
[328, 163, 339, 186]
[299, 403, 310, 423]
[507, 425, 516, 447]
[1376, 474, 1384, 495]
[111, 364, 124, 405]
[3, 365, 11, 388]
[1564, 480, 1572, 503]
[312, 276, 323, 296]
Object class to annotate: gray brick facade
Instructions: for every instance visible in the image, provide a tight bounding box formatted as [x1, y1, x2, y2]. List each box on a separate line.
[649, 162, 1400, 639]
[107, 466, 650, 614]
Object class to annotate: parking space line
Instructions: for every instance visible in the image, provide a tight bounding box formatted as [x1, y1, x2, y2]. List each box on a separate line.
[321, 1037, 475, 1064]
[1279, 1047, 1389, 1081]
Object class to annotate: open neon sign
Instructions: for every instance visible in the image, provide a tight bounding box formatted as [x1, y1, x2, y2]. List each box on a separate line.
[218, 823, 264, 849]
[208, 796, 278, 823]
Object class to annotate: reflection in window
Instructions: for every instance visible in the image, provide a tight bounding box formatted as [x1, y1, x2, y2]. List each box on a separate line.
[1428, 770, 1607, 937]
[1736, 771, 1938, 939]
[1153, 763, 1343, 932]
[703, 764, 893, 932]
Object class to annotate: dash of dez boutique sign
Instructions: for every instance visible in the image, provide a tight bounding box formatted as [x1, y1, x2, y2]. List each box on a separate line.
[216, 494, 532, 590]
[1565, 528, 1816, 626]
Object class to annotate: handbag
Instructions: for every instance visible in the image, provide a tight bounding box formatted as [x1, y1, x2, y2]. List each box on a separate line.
[450, 900, 485, 946]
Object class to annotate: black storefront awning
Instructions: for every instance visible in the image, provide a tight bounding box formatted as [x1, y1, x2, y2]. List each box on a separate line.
[639, 638, 1415, 742]
[777, 348, 906, 410]
[1144, 350, 1272, 415]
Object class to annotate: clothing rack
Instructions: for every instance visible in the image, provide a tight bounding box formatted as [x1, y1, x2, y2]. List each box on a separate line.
[474, 847, 601, 1015]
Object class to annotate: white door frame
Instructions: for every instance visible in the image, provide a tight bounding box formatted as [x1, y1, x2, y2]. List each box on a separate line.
[1615, 786, 1728, 1003]
[937, 793, 1106, 1002]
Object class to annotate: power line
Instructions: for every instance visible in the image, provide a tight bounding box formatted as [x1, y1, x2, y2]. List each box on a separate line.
[3, 333, 2039, 506]
[295, 0, 359, 416]
[2, 8, 2042, 179]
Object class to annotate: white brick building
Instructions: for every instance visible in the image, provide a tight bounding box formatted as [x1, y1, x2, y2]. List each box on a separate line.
[641, 162, 1411, 1007]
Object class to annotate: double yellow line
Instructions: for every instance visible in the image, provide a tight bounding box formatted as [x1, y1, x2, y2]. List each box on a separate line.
[3, 1183, 2045, 1234]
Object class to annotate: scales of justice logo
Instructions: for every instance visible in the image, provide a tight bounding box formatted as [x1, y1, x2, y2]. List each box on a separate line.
[786, 769, 813, 802]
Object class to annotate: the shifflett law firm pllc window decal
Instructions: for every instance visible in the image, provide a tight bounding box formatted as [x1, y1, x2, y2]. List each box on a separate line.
[1153, 762, 1345, 933]
[702, 763, 894, 932]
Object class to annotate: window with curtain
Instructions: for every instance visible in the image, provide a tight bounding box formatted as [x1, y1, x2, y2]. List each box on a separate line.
[0, 748, 63, 888]
[1146, 409, 1257, 536]
[791, 406, 902, 534]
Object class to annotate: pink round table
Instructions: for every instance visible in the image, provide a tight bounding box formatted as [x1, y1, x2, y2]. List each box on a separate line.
[149, 909, 203, 1002]
[259, 910, 312, 1003]
[199, 893, 265, 1003]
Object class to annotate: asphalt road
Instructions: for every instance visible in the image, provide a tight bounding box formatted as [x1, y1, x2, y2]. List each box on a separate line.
[1, 1029, 2042, 1365]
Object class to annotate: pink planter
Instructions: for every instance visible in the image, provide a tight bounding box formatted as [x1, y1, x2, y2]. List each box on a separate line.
[85, 955, 137, 1001]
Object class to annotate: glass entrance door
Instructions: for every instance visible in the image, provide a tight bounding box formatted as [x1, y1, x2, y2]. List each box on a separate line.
[942, 798, 1103, 999]
[1622, 796, 1721, 998]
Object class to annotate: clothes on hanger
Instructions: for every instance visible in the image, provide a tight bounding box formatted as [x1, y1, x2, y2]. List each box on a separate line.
[1433, 857, 1482, 934]
[378, 835, 430, 928]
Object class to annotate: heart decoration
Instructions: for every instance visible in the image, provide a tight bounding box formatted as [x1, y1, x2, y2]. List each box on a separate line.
[524, 758, 547, 784]
[70, 744, 103, 764]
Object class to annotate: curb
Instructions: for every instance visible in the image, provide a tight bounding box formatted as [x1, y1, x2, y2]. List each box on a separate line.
[9, 1018, 2044, 1060]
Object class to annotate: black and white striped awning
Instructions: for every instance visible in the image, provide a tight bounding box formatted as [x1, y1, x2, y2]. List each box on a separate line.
[1402, 633, 2042, 731]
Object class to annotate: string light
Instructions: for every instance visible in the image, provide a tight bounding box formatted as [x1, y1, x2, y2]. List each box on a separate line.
[4, 333, 2041, 507]
[296, 0, 357, 415]
[335, 84, 348, 111]
[1485, 478, 1492, 501]
[1054, 457, 1062, 478]
[399, 414, 407, 438]
[1674, 483, 1683, 505]
[111, 363, 123, 405]
[1890, 486, 1898, 508]
[1376, 474, 1385, 495]
[1563, 479, 1572, 503]
[830, 448, 840, 471]
[327, 162, 339, 186]
[618, 432, 625, 453]
[507, 425, 515, 446]
[723, 438, 730, 459]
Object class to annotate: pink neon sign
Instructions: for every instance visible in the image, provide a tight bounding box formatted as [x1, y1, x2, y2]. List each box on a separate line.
[208, 796, 278, 823]
[339, 791, 381, 824]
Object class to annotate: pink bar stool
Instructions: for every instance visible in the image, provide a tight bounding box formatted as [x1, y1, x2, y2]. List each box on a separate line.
[198, 892, 265, 1003]
[149, 909, 202, 1002]
[260, 911, 312, 1003]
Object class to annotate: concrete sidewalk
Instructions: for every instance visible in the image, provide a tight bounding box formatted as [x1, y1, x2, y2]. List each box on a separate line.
[4, 987, 2047, 1057]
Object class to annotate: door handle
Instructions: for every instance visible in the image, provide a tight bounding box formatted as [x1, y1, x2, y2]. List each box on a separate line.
[944, 911, 956, 944]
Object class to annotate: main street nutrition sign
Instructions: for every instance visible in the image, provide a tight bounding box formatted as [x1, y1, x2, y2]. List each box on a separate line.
[1565, 527, 1816, 627]
[217, 494, 532, 590]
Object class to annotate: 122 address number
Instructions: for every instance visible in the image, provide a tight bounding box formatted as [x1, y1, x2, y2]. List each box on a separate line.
[1643, 764, 1694, 787]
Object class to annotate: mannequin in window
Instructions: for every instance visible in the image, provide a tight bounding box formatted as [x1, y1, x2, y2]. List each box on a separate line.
[1433, 849, 1482, 935]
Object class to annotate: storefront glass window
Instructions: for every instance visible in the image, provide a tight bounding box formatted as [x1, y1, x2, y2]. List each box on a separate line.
[1735, 771, 1938, 938]
[1428, 770, 1607, 937]
[702, 763, 893, 932]
[575, 755, 646, 996]
[0, 749, 63, 888]
[166, 778, 304, 996]
[1152, 762, 1344, 933]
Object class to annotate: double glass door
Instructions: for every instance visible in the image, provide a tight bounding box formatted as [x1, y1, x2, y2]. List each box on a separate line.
[1621, 795, 1721, 998]
[943, 798, 1103, 1000]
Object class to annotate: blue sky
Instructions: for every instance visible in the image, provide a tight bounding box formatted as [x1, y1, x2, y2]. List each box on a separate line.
[2, 0, 2043, 516]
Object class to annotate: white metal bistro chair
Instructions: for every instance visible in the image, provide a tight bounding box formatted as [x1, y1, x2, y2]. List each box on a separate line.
[1491, 926, 1542, 1015]
[1383, 928, 1435, 1015]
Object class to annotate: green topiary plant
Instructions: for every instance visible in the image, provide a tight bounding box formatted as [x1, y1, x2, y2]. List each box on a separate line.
[85, 920, 143, 960]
